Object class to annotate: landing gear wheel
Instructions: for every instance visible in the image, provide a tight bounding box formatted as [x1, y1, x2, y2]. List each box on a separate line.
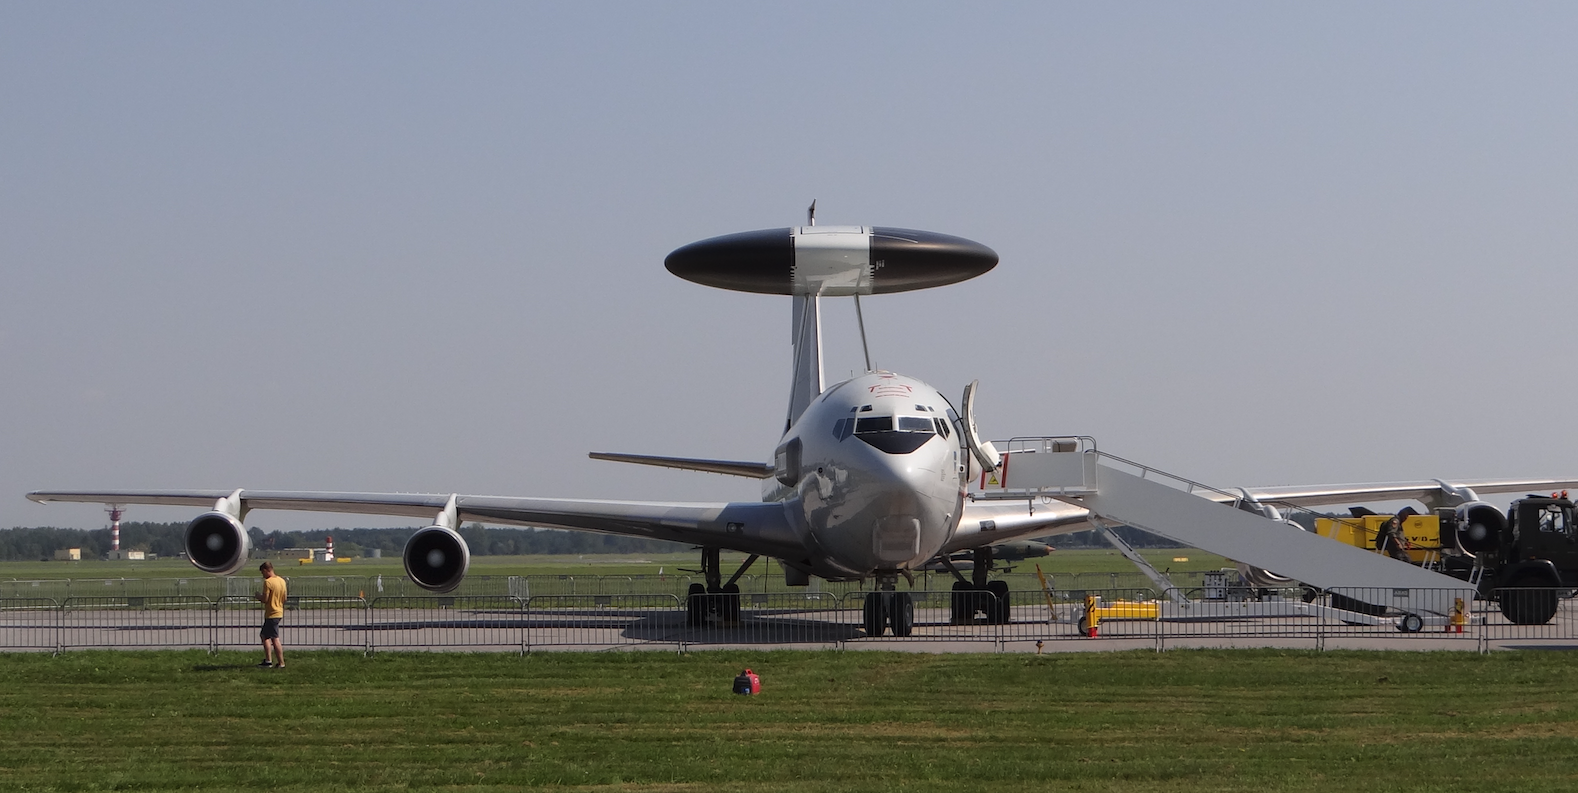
[863, 592, 888, 637]
[890, 592, 914, 637]
[949, 581, 973, 625]
[721, 583, 741, 624]
[986, 580, 1011, 625]
[1500, 577, 1560, 625]
[685, 583, 706, 627]
[1397, 613, 1424, 633]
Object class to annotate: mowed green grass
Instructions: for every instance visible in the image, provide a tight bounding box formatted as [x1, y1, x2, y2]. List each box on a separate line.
[2, 650, 1575, 792]
[0, 548, 1232, 581]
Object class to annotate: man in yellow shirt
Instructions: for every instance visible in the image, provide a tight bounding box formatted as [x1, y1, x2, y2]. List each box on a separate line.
[255, 561, 287, 668]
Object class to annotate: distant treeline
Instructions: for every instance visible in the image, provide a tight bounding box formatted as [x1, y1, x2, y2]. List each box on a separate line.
[0, 522, 688, 561]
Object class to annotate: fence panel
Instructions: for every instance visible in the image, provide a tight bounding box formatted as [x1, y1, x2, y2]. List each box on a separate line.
[215, 596, 369, 652]
[997, 587, 1158, 647]
[840, 590, 1000, 645]
[367, 596, 525, 652]
[0, 598, 59, 652]
[58, 596, 215, 651]
[1482, 587, 1577, 645]
[525, 594, 684, 650]
[676, 592, 851, 648]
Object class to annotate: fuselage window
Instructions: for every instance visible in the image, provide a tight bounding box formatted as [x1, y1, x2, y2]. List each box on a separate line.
[854, 414, 935, 455]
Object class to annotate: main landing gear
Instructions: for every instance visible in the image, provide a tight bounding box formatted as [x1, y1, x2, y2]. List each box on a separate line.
[944, 547, 1011, 625]
[862, 574, 914, 637]
[684, 548, 759, 628]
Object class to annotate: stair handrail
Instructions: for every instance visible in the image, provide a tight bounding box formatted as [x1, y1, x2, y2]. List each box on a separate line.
[1085, 449, 1248, 510]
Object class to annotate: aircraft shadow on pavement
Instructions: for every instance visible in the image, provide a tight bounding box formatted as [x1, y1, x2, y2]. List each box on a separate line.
[346, 608, 865, 644]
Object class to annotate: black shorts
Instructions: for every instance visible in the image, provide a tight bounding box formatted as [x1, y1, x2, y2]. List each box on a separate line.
[261, 617, 282, 640]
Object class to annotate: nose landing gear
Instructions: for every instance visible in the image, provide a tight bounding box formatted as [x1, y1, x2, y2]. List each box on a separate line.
[862, 574, 915, 637]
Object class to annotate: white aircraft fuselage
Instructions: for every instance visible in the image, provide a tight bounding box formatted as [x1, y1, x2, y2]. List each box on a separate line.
[764, 371, 965, 579]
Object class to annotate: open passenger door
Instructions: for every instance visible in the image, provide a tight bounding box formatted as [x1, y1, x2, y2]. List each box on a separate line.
[960, 380, 1001, 474]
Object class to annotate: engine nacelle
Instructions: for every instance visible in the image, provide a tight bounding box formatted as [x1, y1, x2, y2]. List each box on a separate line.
[184, 511, 250, 576]
[1452, 501, 1507, 553]
[402, 525, 470, 593]
[1235, 562, 1297, 590]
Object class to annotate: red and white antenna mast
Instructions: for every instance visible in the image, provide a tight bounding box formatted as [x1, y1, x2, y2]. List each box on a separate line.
[106, 505, 124, 552]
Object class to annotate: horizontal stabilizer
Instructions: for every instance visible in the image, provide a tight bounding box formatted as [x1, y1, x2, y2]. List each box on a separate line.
[588, 452, 774, 479]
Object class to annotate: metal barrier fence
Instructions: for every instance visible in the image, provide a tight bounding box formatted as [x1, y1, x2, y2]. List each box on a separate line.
[1, 570, 1224, 601]
[6, 586, 1578, 653]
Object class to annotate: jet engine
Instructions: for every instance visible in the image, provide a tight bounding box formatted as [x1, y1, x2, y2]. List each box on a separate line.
[402, 525, 470, 592]
[1235, 562, 1297, 590]
[1451, 501, 1506, 553]
[184, 512, 250, 576]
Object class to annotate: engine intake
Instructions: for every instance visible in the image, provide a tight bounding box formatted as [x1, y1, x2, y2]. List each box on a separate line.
[184, 512, 250, 576]
[1453, 501, 1507, 553]
[403, 526, 470, 593]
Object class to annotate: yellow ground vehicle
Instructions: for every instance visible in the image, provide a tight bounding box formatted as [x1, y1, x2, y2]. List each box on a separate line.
[1313, 513, 1444, 564]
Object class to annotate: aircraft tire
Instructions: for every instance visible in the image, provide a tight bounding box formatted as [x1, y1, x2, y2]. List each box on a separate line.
[1396, 613, 1424, 633]
[863, 592, 887, 637]
[890, 592, 914, 637]
[685, 583, 706, 627]
[986, 580, 1011, 625]
[722, 583, 741, 624]
[949, 582, 971, 625]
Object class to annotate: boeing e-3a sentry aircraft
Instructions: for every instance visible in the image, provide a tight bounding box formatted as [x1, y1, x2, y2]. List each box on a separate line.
[29, 213, 1578, 636]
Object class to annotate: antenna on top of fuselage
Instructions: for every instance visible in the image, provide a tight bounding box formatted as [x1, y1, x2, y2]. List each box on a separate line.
[807, 199, 816, 226]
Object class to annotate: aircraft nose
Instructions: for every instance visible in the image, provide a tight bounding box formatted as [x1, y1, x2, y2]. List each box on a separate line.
[808, 444, 954, 574]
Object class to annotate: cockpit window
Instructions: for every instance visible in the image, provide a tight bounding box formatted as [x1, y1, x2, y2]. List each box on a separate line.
[854, 414, 935, 454]
[832, 417, 855, 441]
[856, 416, 892, 433]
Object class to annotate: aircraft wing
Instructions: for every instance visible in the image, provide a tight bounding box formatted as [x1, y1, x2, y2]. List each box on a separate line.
[588, 452, 774, 479]
[25, 489, 807, 559]
[1236, 478, 1578, 509]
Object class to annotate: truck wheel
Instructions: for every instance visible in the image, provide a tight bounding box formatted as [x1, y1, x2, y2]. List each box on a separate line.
[1499, 577, 1559, 625]
[1397, 613, 1424, 633]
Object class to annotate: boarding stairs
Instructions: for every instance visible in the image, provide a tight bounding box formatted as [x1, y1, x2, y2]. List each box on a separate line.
[973, 437, 1476, 623]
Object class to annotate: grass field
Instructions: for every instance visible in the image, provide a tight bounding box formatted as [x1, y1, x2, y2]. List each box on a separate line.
[0, 548, 1232, 581]
[2, 649, 1575, 791]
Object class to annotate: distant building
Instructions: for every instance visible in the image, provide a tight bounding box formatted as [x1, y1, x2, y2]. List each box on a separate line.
[53, 548, 81, 561]
[106, 550, 145, 561]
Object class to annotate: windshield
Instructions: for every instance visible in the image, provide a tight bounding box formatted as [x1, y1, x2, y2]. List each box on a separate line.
[854, 414, 935, 454]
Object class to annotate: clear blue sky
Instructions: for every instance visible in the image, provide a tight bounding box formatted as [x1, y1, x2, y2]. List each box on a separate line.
[5, 3, 1577, 531]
